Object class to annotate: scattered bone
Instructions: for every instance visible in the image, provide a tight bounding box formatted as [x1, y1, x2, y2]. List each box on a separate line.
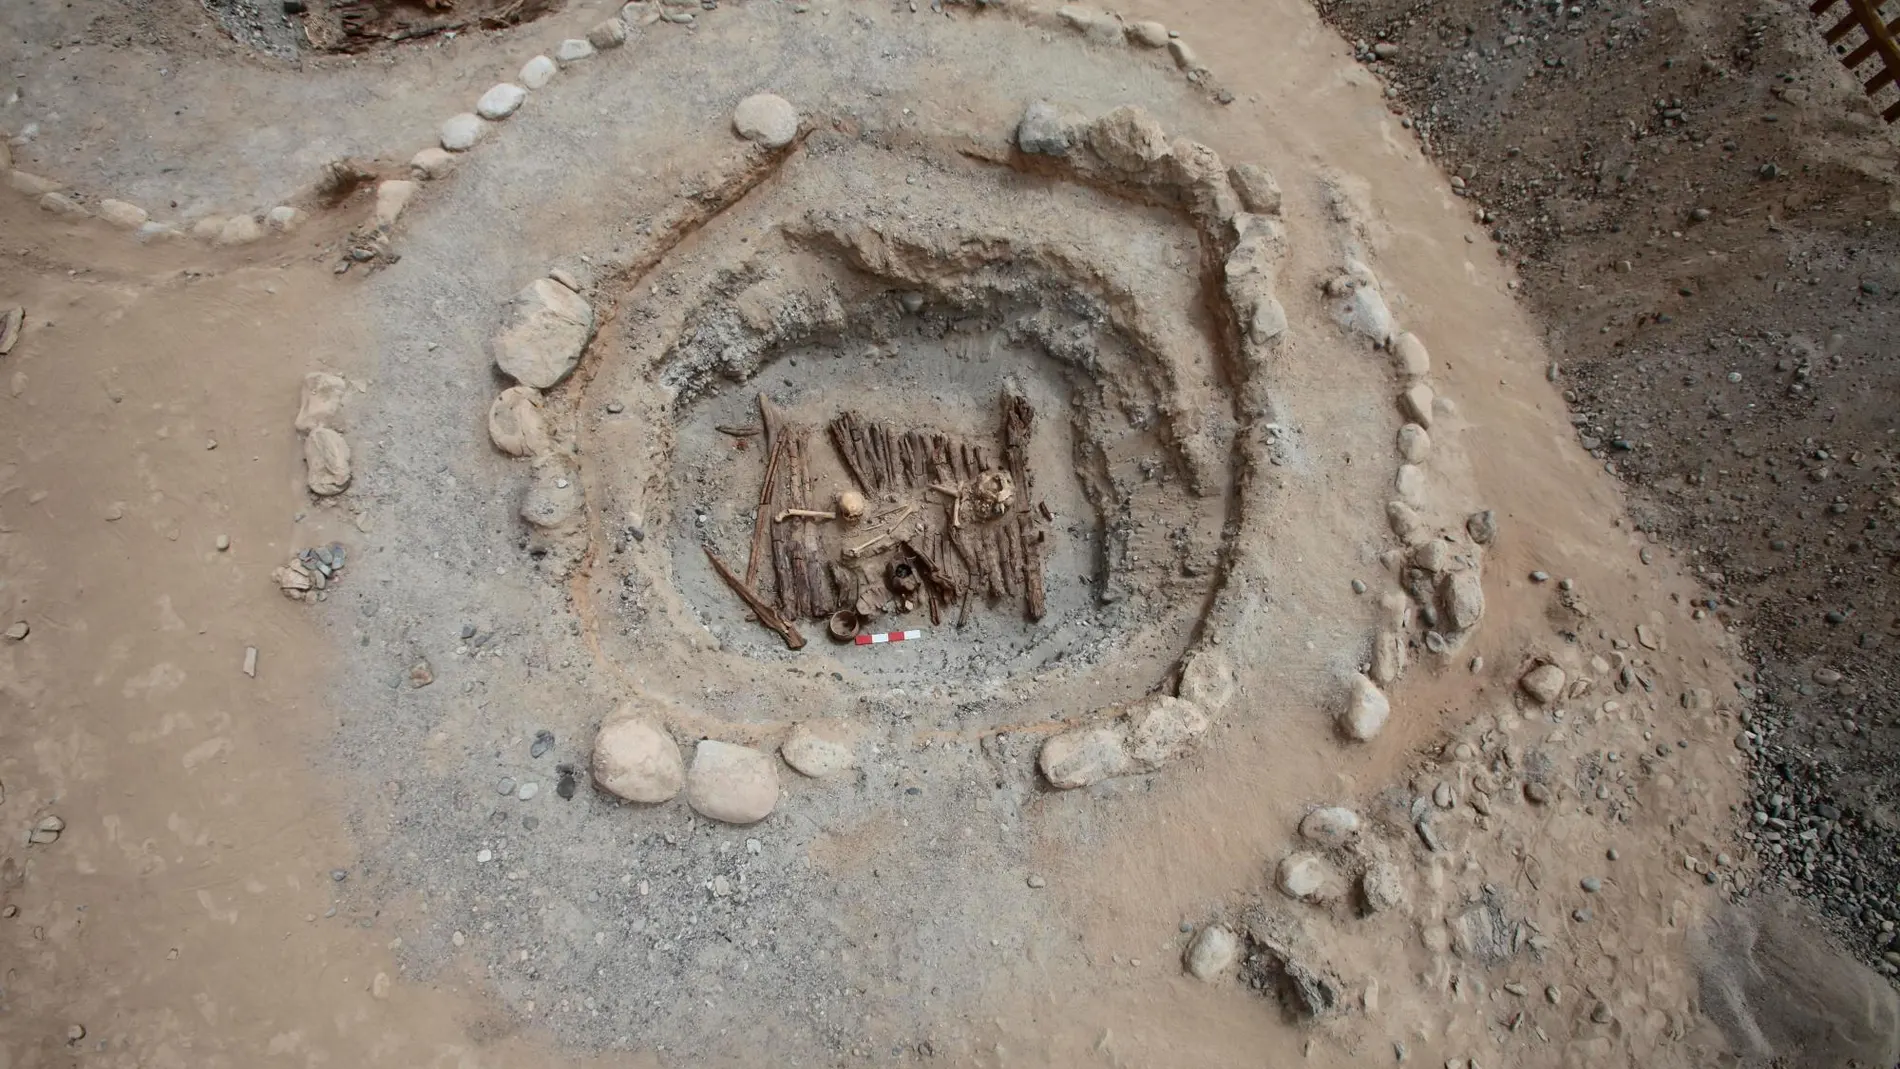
[775, 508, 836, 523]
[836, 489, 866, 520]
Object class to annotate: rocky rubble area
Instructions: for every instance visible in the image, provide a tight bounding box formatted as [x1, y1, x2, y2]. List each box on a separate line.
[1309, 0, 1900, 979]
[1174, 602, 1756, 1063]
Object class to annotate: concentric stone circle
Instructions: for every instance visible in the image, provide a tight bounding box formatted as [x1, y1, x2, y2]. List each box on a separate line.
[472, 92, 1488, 814]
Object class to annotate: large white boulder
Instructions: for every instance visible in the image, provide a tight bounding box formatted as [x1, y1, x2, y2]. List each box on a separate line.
[492, 278, 596, 389]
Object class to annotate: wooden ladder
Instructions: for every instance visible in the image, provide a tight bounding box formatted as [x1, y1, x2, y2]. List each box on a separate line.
[1812, 0, 1900, 121]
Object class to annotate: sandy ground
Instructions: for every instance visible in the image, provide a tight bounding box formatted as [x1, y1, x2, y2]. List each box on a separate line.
[3, 0, 1894, 1066]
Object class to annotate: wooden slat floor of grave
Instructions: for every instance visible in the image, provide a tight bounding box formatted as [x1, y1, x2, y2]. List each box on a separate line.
[714, 388, 1050, 648]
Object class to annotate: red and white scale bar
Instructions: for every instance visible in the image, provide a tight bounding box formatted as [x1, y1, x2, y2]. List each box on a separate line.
[854, 629, 923, 646]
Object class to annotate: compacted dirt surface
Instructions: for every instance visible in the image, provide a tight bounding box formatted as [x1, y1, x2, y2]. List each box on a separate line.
[3, 0, 1900, 1067]
[1308, 0, 1900, 989]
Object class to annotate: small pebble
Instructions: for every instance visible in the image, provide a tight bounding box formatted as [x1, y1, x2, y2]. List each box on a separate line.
[1026, 874, 1047, 889]
[476, 848, 493, 863]
[330, 868, 347, 882]
[517, 782, 539, 801]
[496, 776, 516, 795]
[1573, 908, 1593, 922]
[1606, 847, 1620, 861]
[530, 729, 555, 758]
[1530, 570, 1550, 583]
[215, 534, 230, 551]
[1351, 578, 1367, 594]
[1580, 876, 1602, 893]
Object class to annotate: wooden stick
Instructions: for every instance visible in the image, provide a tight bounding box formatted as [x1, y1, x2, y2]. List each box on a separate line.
[771, 520, 794, 614]
[829, 414, 873, 492]
[745, 437, 786, 590]
[705, 547, 805, 650]
[1001, 520, 1024, 598]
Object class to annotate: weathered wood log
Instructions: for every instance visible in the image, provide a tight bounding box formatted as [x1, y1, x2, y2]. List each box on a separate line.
[828, 414, 874, 492]
[705, 547, 805, 650]
[1020, 515, 1046, 621]
[1000, 521, 1023, 598]
[745, 437, 786, 591]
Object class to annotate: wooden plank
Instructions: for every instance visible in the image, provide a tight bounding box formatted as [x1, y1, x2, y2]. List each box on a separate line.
[1020, 516, 1046, 621]
[705, 547, 805, 650]
[828, 413, 873, 493]
[1845, 13, 1900, 65]
[983, 527, 1005, 599]
[1849, 0, 1900, 122]
[745, 437, 785, 591]
[771, 509, 796, 615]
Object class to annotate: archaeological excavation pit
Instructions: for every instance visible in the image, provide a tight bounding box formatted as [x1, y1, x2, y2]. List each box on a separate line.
[655, 290, 1232, 686]
[552, 126, 1278, 732]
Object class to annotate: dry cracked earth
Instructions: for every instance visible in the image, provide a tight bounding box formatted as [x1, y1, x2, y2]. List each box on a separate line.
[2, 0, 1899, 1067]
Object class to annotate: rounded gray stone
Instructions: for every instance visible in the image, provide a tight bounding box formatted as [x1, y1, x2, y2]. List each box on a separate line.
[593, 718, 685, 803]
[476, 83, 527, 120]
[440, 113, 484, 152]
[685, 740, 779, 824]
[732, 93, 799, 149]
